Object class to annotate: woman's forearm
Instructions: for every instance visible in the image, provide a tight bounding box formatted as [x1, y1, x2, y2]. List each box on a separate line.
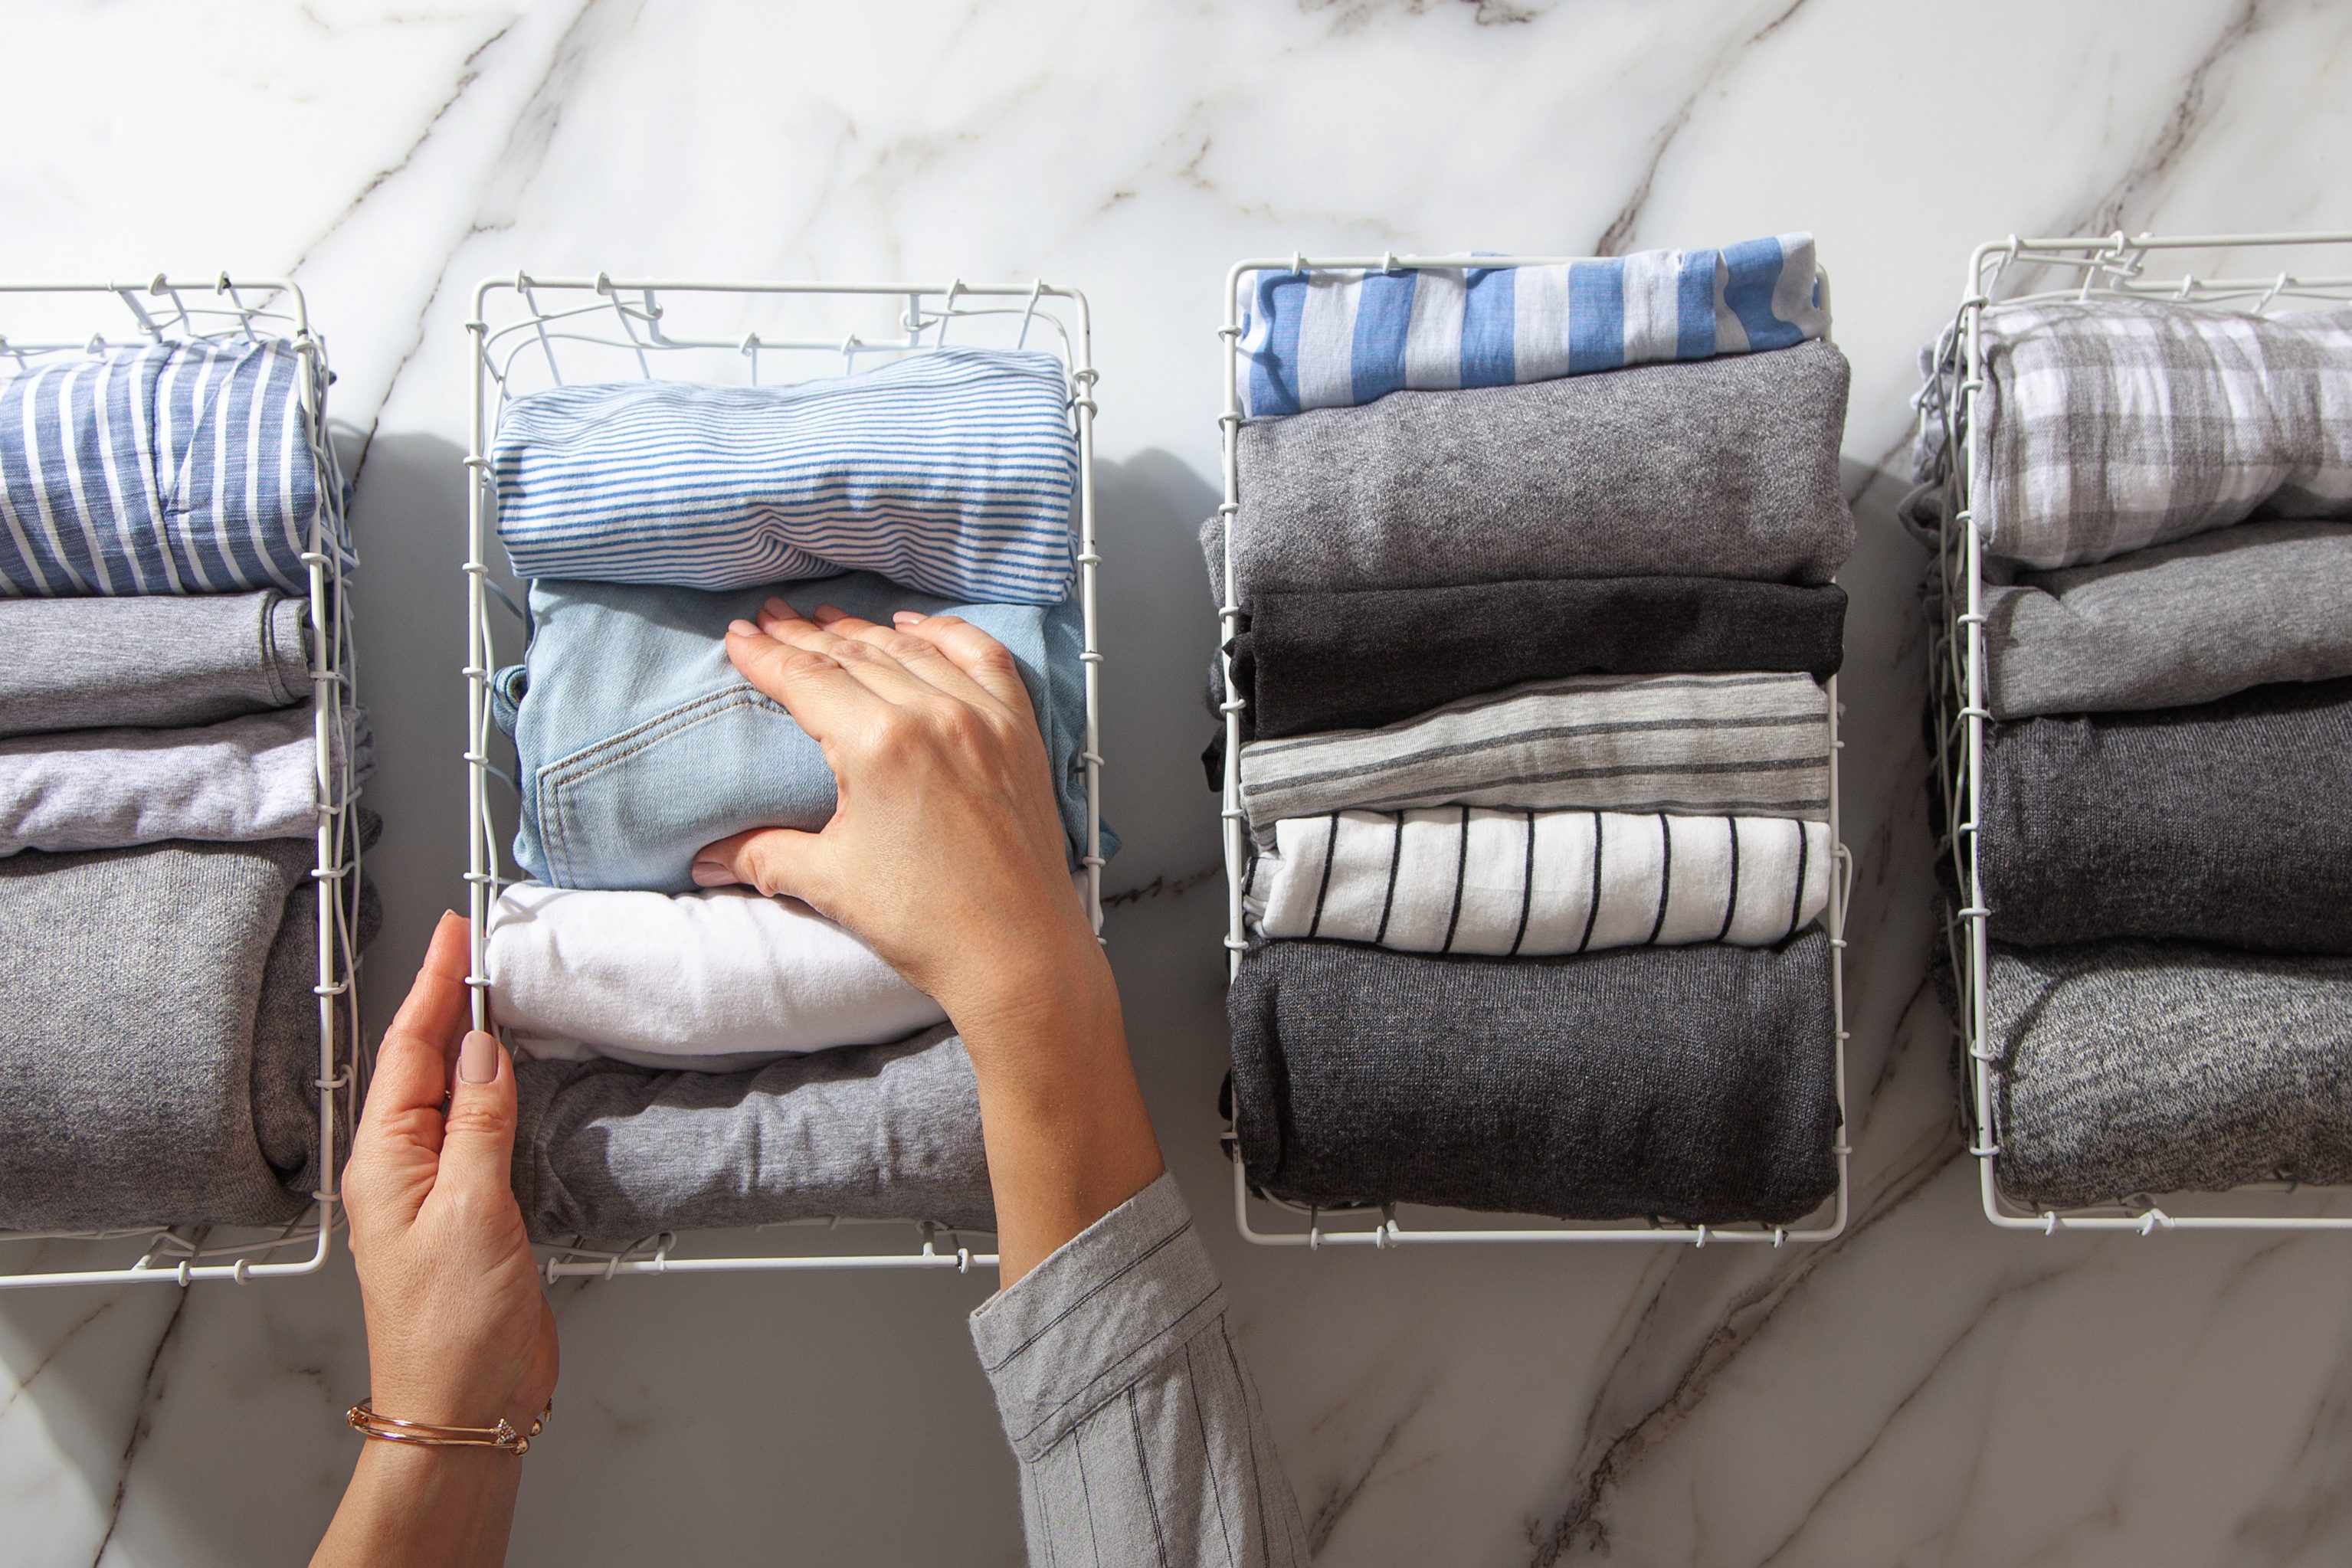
[952, 930, 1165, 1285]
[313, 1442, 522, 1567]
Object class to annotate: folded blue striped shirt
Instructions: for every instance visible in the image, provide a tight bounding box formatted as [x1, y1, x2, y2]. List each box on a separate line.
[492, 348, 1079, 603]
[0, 339, 335, 597]
[1237, 233, 1827, 418]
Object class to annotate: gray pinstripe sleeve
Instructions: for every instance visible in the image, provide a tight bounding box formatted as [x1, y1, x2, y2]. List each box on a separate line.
[971, 1172, 1309, 1567]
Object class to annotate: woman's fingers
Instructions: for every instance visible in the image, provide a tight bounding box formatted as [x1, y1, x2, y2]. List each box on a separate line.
[359, 912, 473, 1151]
[756, 600, 942, 708]
[809, 603, 1003, 709]
[692, 825, 840, 912]
[432, 1030, 521, 1200]
[723, 617, 883, 740]
[894, 614, 1040, 718]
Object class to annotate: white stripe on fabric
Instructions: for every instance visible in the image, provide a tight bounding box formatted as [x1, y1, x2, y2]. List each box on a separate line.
[1292, 272, 1363, 412]
[1619, 248, 1685, 365]
[1401, 271, 1468, 391]
[1712, 259, 1752, 355]
[1512, 264, 1573, 383]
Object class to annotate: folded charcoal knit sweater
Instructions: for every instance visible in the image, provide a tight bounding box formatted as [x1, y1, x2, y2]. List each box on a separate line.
[1227, 931, 1837, 1224]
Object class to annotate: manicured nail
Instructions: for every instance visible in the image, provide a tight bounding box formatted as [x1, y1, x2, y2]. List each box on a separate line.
[690, 858, 732, 887]
[762, 597, 801, 623]
[811, 603, 847, 623]
[893, 611, 929, 625]
[458, 1030, 499, 1085]
[727, 618, 762, 638]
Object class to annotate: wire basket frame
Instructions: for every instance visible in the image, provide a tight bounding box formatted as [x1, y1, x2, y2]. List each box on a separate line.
[1212, 254, 1852, 1249]
[1926, 228, 2352, 1236]
[0, 276, 365, 1289]
[464, 273, 1109, 1279]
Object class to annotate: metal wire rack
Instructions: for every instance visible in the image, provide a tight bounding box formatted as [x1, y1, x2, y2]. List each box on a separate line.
[464, 273, 1107, 1278]
[1925, 228, 2352, 1235]
[0, 276, 365, 1289]
[1211, 254, 1852, 1249]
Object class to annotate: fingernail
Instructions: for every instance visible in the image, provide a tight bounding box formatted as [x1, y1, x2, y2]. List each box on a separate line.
[690, 858, 732, 887]
[762, 597, 801, 623]
[893, 611, 928, 625]
[727, 618, 762, 638]
[811, 603, 845, 622]
[458, 1030, 499, 1085]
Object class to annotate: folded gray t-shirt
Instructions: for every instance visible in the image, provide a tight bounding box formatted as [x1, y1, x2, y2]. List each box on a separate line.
[512, 1023, 994, 1244]
[1212, 337, 1855, 605]
[0, 590, 311, 738]
[1984, 520, 2352, 719]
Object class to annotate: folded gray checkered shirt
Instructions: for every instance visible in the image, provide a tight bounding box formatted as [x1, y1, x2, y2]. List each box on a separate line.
[1964, 298, 2352, 568]
[972, 1172, 1309, 1566]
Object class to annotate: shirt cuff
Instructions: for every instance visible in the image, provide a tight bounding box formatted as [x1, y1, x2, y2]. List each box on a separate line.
[969, 1170, 1226, 1461]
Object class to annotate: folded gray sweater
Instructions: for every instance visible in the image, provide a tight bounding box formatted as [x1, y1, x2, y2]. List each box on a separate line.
[1986, 939, 2352, 1210]
[1227, 932, 1838, 1225]
[1985, 520, 2352, 719]
[512, 1024, 994, 1244]
[0, 590, 312, 738]
[0, 831, 375, 1232]
[1210, 337, 1854, 604]
[1979, 676, 2352, 952]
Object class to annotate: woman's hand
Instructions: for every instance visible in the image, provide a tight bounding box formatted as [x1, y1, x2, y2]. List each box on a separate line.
[315, 913, 556, 1566]
[691, 601, 1103, 1043]
[692, 601, 1161, 1282]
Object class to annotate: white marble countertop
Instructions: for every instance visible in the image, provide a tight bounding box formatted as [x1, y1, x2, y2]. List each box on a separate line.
[7, 3, 2352, 1563]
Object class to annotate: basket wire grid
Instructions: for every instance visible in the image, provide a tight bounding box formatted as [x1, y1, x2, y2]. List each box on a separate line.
[1212, 254, 1852, 1249]
[464, 273, 1106, 1279]
[1927, 228, 2352, 1235]
[0, 276, 365, 1289]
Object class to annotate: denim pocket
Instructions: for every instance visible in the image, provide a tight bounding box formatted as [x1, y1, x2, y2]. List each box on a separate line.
[536, 688, 838, 892]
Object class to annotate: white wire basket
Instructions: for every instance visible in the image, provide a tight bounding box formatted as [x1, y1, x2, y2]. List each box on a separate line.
[0, 276, 365, 1289]
[1926, 228, 2352, 1236]
[1211, 254, 1852, 1250]
[463, 273, 1106, 1279]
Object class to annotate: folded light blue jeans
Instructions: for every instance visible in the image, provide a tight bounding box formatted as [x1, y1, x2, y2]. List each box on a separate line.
[493, 572, 1106, 892]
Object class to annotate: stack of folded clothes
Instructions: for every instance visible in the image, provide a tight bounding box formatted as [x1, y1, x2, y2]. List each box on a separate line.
[1930, 298, 2352, 1209]
[0, 339, 374, 1232]
[484, 348, 1106, 1242]
[1206, 235, 1853, 1226]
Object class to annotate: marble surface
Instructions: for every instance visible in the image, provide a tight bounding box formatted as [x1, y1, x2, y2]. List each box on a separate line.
[8, 2, 2352, 1562]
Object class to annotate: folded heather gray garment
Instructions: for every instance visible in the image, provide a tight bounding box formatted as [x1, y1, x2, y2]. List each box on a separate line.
[1987, 939, 2352, 1210]
[1979, 676, 2352, 952]
[0, 704, 370, 857]
[511, 1024, 994, 1243]
[1210, 337, 1854, 604]
[0, 591, 312, 739]
[1227, 931, 1838, 1225]
[1237, 671, 1831, 833]
[0, 829, 377, 1231]
[1985, 520, 2352, 719]
[1965, 299, 2352, 569]
[1214, 577, 1847, 741]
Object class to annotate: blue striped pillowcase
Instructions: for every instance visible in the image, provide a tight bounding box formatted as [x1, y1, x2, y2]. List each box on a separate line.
[492, 347, 1079, 604]
[1237, 233, 1827, 418]
[0, 339, 332, 597]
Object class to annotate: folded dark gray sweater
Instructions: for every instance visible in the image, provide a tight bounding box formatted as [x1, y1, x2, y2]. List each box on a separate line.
[1227, 932, 1837, 1225]
[1987, 938, 2352, 1210]
[1979, 676, 2352, 952]
[512, 1024, 994, 1244]
[1214, 577, 1846, 741]
[1208, 337, 1855, 606]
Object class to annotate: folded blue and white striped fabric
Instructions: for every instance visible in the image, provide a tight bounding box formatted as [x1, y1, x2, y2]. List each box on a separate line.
[0, 339, 332, 597]
[492, 348, 1078, 603]
[1237, 233, 1827, 418]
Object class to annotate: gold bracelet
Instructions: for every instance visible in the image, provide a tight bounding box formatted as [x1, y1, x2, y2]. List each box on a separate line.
[346, 1397, 552, 1455]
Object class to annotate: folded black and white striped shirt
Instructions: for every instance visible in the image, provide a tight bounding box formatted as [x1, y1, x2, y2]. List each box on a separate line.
[1234, 672, 1830, 831]
[1246, 807, 1830, 954]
